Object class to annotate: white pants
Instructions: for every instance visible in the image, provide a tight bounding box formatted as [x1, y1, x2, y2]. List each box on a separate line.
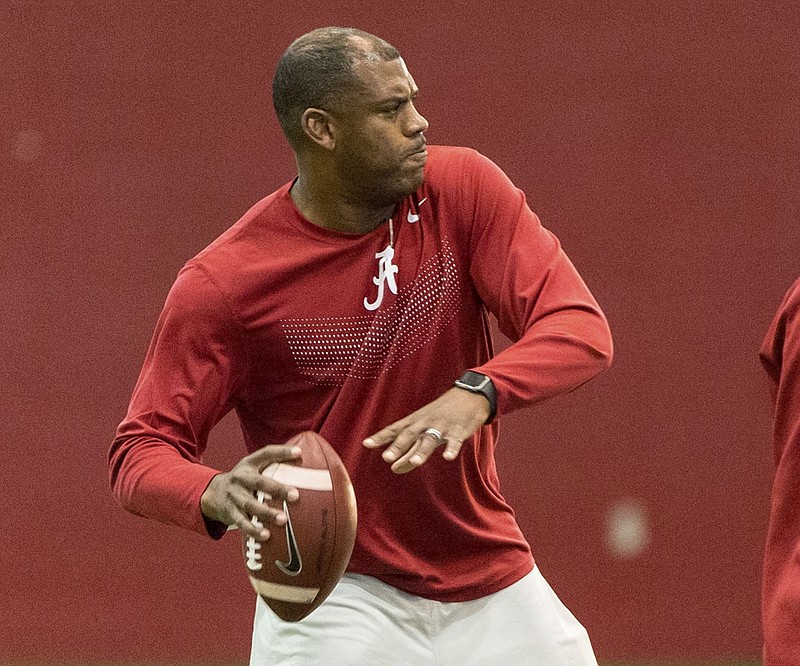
[250, 567, 598, 665]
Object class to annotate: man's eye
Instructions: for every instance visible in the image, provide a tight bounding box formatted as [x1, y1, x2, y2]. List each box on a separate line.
[382, 101, 406, 116]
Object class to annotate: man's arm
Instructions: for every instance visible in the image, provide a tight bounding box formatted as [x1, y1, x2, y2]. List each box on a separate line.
[109, 264, 298, 539]
[365, 150, 612, 472]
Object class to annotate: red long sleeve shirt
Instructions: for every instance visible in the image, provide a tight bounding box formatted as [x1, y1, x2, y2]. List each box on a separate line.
[110, 146, 612, 602]
[760, 278, 800, 665]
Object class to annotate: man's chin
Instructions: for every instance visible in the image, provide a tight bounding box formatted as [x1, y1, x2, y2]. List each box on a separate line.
[404, 169, 426, 196]
[362, 169, 426, 207]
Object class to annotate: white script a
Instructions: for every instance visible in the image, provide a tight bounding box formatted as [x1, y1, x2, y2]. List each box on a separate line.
[364, 245, 398, 311]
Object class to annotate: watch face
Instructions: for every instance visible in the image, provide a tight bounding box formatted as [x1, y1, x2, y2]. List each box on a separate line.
[458, 371, 488, 389]
[455, 372, 496, 422]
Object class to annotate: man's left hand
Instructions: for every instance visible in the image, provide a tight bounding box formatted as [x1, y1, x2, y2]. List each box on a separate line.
[363, 388, 491, 474]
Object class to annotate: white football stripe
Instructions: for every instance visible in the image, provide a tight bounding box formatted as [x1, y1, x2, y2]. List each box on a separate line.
[263, 463, 333, 491]
[249, 576, 319, 604]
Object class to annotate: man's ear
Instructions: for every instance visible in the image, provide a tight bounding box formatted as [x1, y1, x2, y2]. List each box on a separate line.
[301, 108, 336, 150]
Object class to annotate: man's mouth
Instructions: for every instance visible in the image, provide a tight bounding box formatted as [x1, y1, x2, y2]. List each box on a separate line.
[408, 143, 428, 161]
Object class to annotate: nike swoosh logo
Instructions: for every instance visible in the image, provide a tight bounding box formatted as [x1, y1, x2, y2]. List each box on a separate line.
[275, 499, 303, 576]
[407, 197, 428, 223]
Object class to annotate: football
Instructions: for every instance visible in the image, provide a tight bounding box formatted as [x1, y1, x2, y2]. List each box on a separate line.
[242, 431, 357, 622]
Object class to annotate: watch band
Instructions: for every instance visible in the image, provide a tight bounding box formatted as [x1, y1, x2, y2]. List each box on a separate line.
[454, 371, 497, 423]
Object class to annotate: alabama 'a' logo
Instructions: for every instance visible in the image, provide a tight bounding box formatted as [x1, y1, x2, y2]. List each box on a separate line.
[364, 245, 398, 311]
[283, 240, 460, 384]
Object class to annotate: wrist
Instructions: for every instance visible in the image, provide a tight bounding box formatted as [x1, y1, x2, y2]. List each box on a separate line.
[454, 371, 497, 423]
[200, 473, 224, 522]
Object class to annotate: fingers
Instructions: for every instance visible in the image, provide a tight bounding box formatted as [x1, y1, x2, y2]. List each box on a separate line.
[442, 438, 463, 462]
[390, 430, 462, 474]
[379, 427, 423, 465]
[214, 474, 292, 540]
[363, 388, 488, 473]
[227, 493, 273, 540]
[363, 424, 402, 449]
[365, 423, 465, 474]
[246, 443, 303, 471]
[365, 420, 463, 473]
[238, 444, 303, 520]
[201, 444, 304, 540]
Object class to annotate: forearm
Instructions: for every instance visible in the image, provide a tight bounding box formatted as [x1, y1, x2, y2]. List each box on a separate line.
[462, 153, 613, 414]
[476, 307, 613, 416]
[473, 224, 613, 416]
[108, 264, 250, 538]
[109, 434, 224, 538]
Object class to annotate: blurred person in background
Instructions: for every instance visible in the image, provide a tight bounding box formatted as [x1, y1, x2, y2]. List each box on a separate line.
[760, 277, 800, 666]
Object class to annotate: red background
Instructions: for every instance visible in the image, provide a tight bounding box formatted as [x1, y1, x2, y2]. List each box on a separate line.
[2, 1, 799, 662]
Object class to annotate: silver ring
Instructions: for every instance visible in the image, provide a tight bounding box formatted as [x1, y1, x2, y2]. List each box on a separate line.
[423, 428, 444, 443]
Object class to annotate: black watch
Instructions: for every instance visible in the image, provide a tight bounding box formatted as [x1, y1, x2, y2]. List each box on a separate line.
[454, 371, 497, 423]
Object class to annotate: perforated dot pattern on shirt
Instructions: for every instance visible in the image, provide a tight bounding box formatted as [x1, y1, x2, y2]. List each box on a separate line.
[282, 240, 461, 384]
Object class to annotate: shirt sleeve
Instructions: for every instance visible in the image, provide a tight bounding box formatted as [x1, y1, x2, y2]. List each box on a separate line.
[108, 263, 249, 538]
[759, 278, 800, 459]
[461, 150, 613, 416]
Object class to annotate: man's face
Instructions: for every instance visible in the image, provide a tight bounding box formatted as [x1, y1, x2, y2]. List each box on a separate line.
[330, 57, 429, 206]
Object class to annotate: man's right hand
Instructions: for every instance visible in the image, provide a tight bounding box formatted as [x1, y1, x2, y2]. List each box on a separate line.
[200, 444, 302, 540]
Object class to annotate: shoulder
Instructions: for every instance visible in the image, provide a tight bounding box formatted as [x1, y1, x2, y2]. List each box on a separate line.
[781, 278, 800, 311]
[768, 278, 800, 333]
[426, 145, 498, 175]
[180, 181, 294, 284]
[424, 146, 518, 198]
[163, 182, 294, 313]
[761, 277, 800, 374]
[193, 182, 294, 267]
[163, 262, 229, 320]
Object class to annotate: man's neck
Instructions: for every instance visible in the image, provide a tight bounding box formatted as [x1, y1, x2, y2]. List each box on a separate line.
[290, 176, 396, 235]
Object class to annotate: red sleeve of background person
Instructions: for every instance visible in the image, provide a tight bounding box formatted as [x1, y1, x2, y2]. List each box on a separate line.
[759, 277, 800, 666]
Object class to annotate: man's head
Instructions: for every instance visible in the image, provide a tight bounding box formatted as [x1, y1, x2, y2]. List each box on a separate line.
[273, 28, 429, 206]
[273, 27, 400, 149]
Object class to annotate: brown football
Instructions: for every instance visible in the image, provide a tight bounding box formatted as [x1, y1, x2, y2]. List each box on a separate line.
[242, 431, 357, 622]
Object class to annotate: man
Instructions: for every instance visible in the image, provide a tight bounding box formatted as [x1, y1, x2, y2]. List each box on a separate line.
[110, 27, 613, 665]
[760, 278, 800, 666]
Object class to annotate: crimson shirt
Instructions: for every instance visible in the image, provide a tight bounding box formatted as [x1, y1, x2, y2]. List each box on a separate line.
[760, 278, 800, 665]
[110, 146, 612, 602]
